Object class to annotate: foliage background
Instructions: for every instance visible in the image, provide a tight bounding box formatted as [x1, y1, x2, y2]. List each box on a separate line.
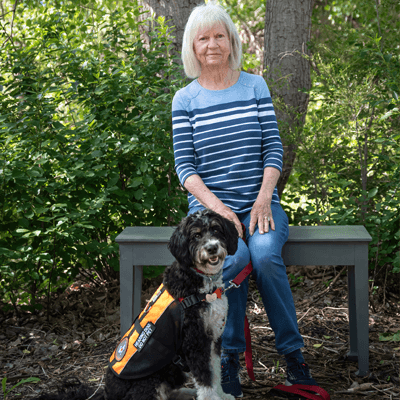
[0, 0, 399, 314]
[0, 0, 188, 313]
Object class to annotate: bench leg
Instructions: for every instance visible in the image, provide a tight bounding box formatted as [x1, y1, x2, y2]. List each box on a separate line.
[347, 245, 369, 376]
[119, 244, 143, 336]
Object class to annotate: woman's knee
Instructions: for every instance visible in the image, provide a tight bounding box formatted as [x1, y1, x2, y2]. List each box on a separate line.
[253, 252, 286, 279]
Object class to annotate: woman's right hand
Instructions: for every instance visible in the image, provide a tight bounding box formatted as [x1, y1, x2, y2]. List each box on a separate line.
[214, 204, 243, 238]
[183, 174, 243, 238]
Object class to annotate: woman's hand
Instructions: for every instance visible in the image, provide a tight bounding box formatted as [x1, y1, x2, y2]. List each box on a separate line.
[183, 174, 243, 238]
[214, 204, 243, 238]
[249, 198, 275, 236]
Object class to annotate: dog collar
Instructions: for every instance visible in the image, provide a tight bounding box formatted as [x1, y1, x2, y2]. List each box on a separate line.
[178, 268, 224, 308]
[193, 267, 223, 283]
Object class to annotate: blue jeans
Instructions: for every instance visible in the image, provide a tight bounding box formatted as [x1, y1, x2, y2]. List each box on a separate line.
[187, 203, 304, 355]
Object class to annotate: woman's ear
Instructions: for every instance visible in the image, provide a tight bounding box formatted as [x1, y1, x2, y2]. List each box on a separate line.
[168, 218, 192, 267]
[220, 216, 238, 256]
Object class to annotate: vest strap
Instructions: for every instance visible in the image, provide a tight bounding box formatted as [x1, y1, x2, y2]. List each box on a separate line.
[172, 354, 190, 372]
[128, 317, 143, 339]
[180, 293, 205, 309]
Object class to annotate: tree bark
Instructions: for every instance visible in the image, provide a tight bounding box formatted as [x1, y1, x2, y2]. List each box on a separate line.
[264, 0, 313, 198]
[138, 0, 203, 83]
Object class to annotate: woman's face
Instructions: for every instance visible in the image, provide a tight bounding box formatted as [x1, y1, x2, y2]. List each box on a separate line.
[193, 23, 231, 71]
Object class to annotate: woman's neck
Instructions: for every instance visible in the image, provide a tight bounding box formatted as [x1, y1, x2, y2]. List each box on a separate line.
[198, 67, 239, 90]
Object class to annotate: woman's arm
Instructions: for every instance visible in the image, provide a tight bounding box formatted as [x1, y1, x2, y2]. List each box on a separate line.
[258, 166, 281, 201]
[184, 174, 243, 238]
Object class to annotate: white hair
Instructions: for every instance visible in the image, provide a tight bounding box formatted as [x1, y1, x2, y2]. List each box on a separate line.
[181, 0, 242, 79]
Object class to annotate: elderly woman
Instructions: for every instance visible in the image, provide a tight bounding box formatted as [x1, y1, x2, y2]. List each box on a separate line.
[172, 1, 317, 397]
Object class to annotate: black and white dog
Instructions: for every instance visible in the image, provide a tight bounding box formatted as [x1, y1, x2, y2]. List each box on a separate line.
[34, 209, 238, 400]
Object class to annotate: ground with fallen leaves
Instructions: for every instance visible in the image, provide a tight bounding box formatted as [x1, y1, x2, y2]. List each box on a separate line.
[1, 265, 399, 400]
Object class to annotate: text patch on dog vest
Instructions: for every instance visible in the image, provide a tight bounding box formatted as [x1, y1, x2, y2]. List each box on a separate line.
[109, 283, 184, 379]
[134, 322, 155, 352]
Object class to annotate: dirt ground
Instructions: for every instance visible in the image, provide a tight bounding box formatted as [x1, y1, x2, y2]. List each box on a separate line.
[1, 265, 399, 400]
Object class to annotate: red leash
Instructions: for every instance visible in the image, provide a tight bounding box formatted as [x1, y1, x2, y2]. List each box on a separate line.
[270, 384, 331, 400]
[224, 225, 331, 400]
[224, 224, 255, 381]
[225, 259, 255, 381]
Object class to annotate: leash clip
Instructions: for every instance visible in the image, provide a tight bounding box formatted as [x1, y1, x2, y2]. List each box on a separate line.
[224, 279, 240, 293]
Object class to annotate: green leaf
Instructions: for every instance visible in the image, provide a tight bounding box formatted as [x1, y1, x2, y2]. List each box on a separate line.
[8, 377, 41, 394]
[0, 247, 18, 257]
[91, 150, 103, 158]
[16, 229, 29, 233]
[380, 108, 398, 121]
[143, 176, 153, 187]
[18, 218, 30, 228]
[368, 188, 378, 198]
[2, 376, 6, 397]
[379, 331, 400, 342]
[129, 177, 142, 188]
[52, 121, 64, 130]
[108, 174, 119, 188]
[27, 169, 42, 177]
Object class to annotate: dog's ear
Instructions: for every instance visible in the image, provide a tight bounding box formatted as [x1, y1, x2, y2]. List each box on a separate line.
[219, 215, 238, 256]
[168, 218, 192, 268]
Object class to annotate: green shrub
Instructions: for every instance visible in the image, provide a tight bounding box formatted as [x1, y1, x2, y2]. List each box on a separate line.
[282, 15, 400, 276]
[0, 1, 187, 313]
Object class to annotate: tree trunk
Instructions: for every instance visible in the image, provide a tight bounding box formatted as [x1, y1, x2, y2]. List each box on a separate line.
[137, 0, 203, 224]
[264, 0, 313, 198]
[138, 0, 203, 83]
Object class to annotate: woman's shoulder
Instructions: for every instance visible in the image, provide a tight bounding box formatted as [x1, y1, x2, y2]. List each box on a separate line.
[172, 79, 200, 110]
[238, 71, 265, 87]
[239, 71, 270, 99]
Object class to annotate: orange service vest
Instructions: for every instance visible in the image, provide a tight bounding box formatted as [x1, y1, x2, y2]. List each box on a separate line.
[109, 283, 186, 379]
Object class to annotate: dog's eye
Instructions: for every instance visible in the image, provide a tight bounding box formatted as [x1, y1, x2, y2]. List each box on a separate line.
[213, 228, 220, 234]
[195, 233, 201, 239]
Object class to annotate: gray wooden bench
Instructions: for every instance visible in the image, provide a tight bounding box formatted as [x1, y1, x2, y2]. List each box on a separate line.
[115, 225, 372, 376]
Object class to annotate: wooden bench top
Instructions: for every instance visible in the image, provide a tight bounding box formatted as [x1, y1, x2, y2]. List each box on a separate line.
[115, 225, 372, 243]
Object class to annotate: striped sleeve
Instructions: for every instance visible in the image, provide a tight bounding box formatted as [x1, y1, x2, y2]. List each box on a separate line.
[256, 77, 284, 172]
[172, 91, 197, 186]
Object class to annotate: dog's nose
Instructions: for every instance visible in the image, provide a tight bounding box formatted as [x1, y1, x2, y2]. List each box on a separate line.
[205, 242, 218, 254]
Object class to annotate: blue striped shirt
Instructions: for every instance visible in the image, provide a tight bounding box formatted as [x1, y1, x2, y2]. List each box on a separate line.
[172, 71, 283, 214]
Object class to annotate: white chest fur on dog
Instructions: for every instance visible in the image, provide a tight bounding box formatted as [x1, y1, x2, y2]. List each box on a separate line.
[199, 275, 229, 340]
[193, 275, 234, 400]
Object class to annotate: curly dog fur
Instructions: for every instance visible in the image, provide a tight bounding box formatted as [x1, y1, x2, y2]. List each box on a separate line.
[33, 209, 238, 400]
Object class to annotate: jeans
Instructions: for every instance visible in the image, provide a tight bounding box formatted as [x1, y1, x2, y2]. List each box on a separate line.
[187, 203, 304, 355]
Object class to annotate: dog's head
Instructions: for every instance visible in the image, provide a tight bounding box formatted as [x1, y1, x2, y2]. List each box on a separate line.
[168, 209, 238, 275]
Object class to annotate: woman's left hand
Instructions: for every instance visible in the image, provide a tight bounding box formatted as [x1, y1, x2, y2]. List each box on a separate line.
[249, 198, 275, 236]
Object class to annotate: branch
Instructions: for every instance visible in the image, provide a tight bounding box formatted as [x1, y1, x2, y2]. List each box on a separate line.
[9, 0, 18, 43]
[0, 9, 13, 19]
[375, 0, 383, 51]
[0, 19, 13, 48]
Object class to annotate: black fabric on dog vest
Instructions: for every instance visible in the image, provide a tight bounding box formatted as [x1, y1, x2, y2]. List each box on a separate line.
[109, 284, 189, 380]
